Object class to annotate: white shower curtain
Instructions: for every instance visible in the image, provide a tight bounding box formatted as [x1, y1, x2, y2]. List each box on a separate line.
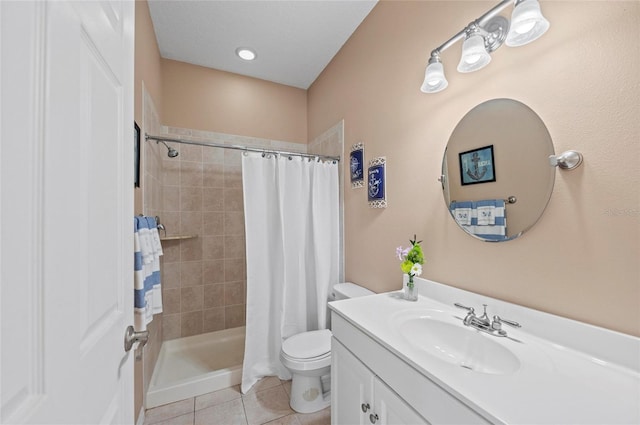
[241, 152, 339, 393]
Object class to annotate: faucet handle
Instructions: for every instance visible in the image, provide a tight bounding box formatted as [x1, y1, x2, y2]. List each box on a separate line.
[492, 315, 521, 330]
[454, 303, 474, 313]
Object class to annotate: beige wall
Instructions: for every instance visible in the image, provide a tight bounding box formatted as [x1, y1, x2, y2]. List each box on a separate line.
[135, 0, 163, 125]
[162, 59, 308, 144]
[308, 1, 640, 336]
[134, 0, 164, 215]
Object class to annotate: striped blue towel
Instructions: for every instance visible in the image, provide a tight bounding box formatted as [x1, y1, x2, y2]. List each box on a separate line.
[450, 201, 474, 226]
[134, 216, 164, 331]
[450, 200, 507, 241]
[473, 199, 507, 241]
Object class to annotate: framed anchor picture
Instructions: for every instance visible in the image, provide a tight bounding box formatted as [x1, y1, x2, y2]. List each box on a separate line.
[459, 145, 496, 186]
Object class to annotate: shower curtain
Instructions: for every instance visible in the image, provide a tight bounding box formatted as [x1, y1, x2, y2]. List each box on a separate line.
[241, 152, 339, 393]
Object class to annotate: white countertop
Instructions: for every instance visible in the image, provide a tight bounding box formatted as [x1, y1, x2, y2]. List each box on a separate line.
[329, 278, 640, 424]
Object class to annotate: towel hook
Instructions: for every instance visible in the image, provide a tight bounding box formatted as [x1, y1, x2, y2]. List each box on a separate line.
[549, 151, 583, 170]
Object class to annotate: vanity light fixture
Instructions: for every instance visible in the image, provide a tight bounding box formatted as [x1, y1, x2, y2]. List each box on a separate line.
[420, 0, 550, 93]
[236, 47, 256, 61]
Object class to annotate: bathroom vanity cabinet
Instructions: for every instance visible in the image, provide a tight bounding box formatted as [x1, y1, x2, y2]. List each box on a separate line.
[331, 313, 488, 424]
[329, 278, 640, 425]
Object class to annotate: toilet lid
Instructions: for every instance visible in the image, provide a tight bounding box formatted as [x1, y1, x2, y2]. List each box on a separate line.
[282, 329, 332, 359]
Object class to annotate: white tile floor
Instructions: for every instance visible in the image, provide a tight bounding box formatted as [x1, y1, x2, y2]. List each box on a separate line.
[143, 377, 330, 425]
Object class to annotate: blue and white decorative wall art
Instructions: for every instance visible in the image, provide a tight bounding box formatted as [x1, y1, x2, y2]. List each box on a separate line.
[350, 142, 365, 188]
[459, 145, 496, 185]
[368, 156, 387, 208]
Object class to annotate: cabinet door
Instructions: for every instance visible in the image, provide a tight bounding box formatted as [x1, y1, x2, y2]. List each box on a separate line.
[332, 338, 375, 425]
[374, 378, 430, 425]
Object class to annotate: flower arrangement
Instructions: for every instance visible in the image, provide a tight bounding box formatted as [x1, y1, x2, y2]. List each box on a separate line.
[396, 235, 424, 289]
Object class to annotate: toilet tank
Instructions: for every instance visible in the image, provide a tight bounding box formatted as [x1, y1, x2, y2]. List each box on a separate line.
[330, 282, 374, 301]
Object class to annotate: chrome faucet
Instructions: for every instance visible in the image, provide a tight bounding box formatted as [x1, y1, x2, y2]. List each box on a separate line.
[454, 303, 521, 337]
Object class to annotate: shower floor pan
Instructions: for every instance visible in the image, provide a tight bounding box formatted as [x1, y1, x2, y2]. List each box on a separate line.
[146, 326, 245, 408]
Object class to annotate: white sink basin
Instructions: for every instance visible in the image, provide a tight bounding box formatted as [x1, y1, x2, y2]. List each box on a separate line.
[393, 310, 521, 375]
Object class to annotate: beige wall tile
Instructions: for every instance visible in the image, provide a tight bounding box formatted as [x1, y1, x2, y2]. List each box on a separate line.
[163, 186, 180, 212]
[161, 261, 181, 289]
[225, 258, 246, 282]
[162, 314, 181, 340]
[203, 307, 225, 333]
[180, 161, 203, 187]
[180, 237, 203, 261]
[223, 149, 242, 166]
[180, 144, 203, 162]
[202, 236, 224, 260]
[160, 212, 180, 237]
[203, 163, 225, 188]
[224, 235, 245, 259]
[203, 146, 224, 164]
[181, 286, 204, 312]
[224, 282, 244, 306]
[163, 288, 181, 315]
[204, 284, 224, 309]
[224, 212, 245, 236]
[223, 165, 242, 188]
[162, 160, 180, 186]
[180, 186, 203, 211]
[224, 188, 244, 212]
[180, 211, 203, 235]
[180, 261, 203, 287]
[203, 187, 224, 211]
[203, 212, 224, 236]
[181, 311, 203, 337]
[225, 305, 245, 328]
[203, 260, 225, 284]
[161, 240, 181, 263]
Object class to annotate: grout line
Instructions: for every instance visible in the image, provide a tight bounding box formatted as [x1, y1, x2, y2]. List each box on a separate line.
[240, 392, 250, 425]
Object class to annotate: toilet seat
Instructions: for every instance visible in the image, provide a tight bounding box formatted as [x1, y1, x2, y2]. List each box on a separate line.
[281, 329, 332, 371]
[282, 329, 331, 359]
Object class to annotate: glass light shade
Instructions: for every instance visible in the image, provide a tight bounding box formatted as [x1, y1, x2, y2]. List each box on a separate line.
[457, 34, 491, 73]
[420, 61, 448, 93]
[505, 0, 550, 47]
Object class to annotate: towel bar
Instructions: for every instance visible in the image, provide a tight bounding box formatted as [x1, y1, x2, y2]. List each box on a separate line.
[451, 196, 517, 204]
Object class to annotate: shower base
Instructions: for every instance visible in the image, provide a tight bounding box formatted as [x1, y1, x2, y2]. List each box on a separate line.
[146, 326, 245, 408]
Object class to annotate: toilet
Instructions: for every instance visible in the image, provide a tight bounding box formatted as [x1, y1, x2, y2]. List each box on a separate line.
[280, 282, 374, 413]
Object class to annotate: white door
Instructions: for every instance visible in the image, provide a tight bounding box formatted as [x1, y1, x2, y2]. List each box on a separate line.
[1, 1, 135, 424]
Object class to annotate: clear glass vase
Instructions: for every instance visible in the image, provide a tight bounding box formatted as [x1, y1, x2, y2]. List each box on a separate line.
[404, 276, 418, 301]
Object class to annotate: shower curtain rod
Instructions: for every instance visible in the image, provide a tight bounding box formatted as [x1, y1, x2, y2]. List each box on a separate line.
[145, 134, 341, 162]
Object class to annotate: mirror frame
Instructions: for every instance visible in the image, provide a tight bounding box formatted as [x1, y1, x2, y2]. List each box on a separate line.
[441, 98, 555, 242]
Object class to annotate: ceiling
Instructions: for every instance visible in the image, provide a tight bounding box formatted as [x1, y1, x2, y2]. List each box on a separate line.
[148, 0, 378, 90]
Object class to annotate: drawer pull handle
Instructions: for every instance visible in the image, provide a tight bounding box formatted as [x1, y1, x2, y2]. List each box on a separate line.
[369, 413, 379, 424]
[361, 403, 370, 413]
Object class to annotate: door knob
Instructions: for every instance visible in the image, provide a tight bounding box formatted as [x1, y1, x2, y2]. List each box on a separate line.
[124, 325, 149, 352]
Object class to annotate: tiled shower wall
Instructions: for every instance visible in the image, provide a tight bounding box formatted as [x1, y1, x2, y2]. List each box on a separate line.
[158, 127, 309, 340]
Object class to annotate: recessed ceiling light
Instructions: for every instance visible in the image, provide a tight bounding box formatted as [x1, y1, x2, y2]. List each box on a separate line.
[236, 48, 256, 61]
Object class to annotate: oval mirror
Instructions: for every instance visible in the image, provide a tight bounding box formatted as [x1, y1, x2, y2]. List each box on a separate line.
[441, 98, 555, 242]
